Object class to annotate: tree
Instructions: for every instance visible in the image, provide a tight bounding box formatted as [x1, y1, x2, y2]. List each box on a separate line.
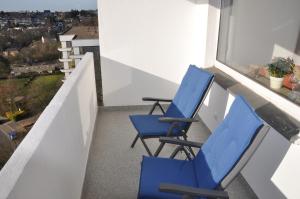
[18, 40, 60, 64]
[0, 56, 10, 78]
[70, 10, 79, 18]
[0, 35, 12, 51]
[0, 79, 18, 115]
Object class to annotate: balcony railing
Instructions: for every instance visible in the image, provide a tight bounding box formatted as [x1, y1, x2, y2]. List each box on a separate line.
[0, 53, 97, 199]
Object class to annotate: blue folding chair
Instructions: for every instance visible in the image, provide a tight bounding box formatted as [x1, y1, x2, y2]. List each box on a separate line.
[130, 65, 214, 156]
[138, 96, 269, 199]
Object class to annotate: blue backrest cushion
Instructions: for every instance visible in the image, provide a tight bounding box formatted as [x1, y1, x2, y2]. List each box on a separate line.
[165, 65, 213, 119]
[193, 96, 263, 189]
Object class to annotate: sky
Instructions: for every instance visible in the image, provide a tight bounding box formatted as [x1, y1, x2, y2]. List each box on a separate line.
[0, 0, 97, 11]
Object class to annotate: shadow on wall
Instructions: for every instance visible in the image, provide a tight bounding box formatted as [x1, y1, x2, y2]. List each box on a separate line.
[186, 0, 208, 5]
[185, 0, 225, 9]
[101, 57, 179, 106]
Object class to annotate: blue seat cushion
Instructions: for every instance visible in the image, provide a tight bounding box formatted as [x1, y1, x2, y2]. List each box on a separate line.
[138, 156, 197, 199]
[130, 115, 182, 137]
[193, 96, 263, 189]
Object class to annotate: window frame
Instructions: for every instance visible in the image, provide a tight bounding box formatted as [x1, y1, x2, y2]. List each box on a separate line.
[213, 0, 300, 119]
[215, 0, 300, 108]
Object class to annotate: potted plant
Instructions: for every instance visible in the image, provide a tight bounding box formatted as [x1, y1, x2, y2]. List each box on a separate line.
[267, 57, 295, 90]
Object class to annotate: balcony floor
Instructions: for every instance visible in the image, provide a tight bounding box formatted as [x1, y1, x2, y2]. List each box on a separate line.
[81, 107, 258, 199]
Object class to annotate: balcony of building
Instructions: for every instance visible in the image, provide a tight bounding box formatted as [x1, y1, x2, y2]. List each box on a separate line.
[0, 0, 299, 199]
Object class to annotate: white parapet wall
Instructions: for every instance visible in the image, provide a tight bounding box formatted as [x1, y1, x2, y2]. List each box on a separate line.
[0, 53, 98, 199]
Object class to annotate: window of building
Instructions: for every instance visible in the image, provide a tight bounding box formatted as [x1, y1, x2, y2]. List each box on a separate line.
[217, 0, 300, 105]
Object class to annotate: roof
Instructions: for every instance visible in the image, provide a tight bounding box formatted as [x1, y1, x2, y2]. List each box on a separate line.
[65, 26, 99, 39]
[0, 121, 26, 135]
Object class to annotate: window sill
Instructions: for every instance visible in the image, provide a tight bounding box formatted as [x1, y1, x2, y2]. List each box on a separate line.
[249, 75, 300, 106]
[206, 67, 300, 141]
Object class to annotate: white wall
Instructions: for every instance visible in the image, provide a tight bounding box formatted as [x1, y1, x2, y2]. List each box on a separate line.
[0, 53, 98, 199]
[98, 0, 210, 106]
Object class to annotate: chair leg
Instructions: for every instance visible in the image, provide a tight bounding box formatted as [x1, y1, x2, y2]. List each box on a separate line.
[183, 135, 196, 157]
[148, 102, 158, 115]
[182, 147, 192, 160]
[187, 147, 196, 158]
[170, 146, 192, 160]
[140, 138, 153, 156]
[154, 142, 166, 157]
[131, 134, 139, 148]
[157, 103, 165, 114]
[170, 146, 182, 159]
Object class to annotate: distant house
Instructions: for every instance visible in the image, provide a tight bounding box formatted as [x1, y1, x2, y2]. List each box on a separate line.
[43, 10, 51, 17]
[0, 18, 7, 28]
[15, 18, 32, 26]
[0, 121, 26, 141]
[64, 18, 73, 24]
[3, 48, 19, 57]
[13, 27, 23, 30]
[64, 25, 99, 39]
[11, 63, 59, 76]
[53, 22, 65, 33]
[31, 16, 45, 26]
[0, 116, 8, 124]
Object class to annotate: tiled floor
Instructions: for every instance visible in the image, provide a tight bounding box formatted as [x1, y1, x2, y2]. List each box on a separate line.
[81, 107, 258, 199]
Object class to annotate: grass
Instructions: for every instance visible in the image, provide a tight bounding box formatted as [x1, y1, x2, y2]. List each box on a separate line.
[0, 74, 64, 117]
[0, 78, 29, 91]
[25, 74, 64, 115]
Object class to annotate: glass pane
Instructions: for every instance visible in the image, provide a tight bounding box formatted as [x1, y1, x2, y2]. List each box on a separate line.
[217, 0, 300, 105]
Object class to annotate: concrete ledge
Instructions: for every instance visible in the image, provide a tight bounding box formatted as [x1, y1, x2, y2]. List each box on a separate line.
[206, 67, 300, 141]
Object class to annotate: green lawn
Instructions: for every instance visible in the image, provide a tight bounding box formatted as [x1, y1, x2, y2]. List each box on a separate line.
[25, 74, 64, 115]
[0, 78, 29, 91]
[0, 78, 29, 116]
[0, 74, 64, 117]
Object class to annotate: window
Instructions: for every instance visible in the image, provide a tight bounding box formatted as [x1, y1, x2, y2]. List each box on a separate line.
[217, 0, 300, 105]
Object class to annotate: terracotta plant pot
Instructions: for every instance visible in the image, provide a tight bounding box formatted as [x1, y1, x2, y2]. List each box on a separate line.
[270, 76, 283, 90]
[258, 67, 269, 78]
[283, 74, 297, 90]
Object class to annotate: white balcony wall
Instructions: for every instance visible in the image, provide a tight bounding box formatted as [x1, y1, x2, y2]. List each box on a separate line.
[0, 53, 98, 199]
[98, 0, 210, 106]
